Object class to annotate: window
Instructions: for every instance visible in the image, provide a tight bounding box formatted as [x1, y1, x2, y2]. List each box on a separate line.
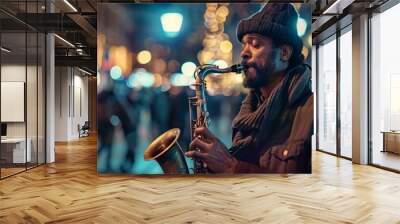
[371, 3, 400, 171]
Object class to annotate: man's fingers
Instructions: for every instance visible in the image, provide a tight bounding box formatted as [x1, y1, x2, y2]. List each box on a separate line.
[194, 127, 215, 140]
[190, 137, 211, 153]
[185, 151, 208, 161]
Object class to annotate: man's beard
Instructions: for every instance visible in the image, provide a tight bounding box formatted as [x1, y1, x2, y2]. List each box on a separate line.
[242, 51, 278, 89]
[242, 62, 277, 89]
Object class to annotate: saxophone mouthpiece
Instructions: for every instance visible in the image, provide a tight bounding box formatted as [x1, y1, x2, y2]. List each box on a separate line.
[230, 64, 248, 73]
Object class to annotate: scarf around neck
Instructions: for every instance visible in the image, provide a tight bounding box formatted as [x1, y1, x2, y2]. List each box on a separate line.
[231, 64, 311, 153]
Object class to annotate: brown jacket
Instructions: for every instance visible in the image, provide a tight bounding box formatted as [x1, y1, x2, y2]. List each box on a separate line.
[230, 65, 313, 173]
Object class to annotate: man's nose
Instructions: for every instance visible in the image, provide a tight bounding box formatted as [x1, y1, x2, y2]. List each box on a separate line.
[240, 46, 251, 61]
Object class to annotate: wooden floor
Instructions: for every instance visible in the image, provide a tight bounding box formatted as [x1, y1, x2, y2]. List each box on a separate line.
[1, 163, 42, 178]
[1, 135, 400, 223]
[1, 167, 26, 178]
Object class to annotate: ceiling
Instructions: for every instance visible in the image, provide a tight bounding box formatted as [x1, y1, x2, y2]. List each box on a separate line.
[0, 0, 392, 73]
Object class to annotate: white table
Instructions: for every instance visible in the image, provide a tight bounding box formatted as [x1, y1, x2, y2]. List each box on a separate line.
[1, 138, 31, 163]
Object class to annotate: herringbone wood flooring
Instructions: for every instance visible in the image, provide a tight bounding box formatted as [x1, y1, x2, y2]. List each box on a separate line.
[1, 135, 400, 223]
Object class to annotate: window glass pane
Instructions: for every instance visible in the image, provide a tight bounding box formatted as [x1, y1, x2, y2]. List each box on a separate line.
[340, 29, 352, 158]
[318, 37, 337, 154]
[27, 30, 38, 169]
[38, 32, 45, 165]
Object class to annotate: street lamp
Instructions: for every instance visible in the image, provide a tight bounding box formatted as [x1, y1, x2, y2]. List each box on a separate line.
[160, 13, 183, 38]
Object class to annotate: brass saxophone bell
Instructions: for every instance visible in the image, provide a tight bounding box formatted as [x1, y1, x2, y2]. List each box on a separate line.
[144, 128, 189, 174]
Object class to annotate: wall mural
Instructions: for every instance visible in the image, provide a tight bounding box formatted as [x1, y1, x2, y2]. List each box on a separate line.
[97, 3, 313, 174]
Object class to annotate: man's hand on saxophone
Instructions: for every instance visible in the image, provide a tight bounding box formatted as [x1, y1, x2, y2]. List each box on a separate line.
[185, 127, 238, 174]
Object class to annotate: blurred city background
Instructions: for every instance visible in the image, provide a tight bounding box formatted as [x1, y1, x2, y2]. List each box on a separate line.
[97, 3, 312, 174]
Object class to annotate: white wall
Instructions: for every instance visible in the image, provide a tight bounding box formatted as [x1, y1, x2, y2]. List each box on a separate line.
[55, 67, 89, 141]
[55, 66, 68, 141]
[72, 73, 89, 138]
[1, 65, 26, 139]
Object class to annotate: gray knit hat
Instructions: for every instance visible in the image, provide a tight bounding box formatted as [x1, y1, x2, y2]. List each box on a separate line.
[237, 4, 303, 55]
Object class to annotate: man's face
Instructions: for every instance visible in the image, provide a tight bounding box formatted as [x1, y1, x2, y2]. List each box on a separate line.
[240, 34, 280, 88]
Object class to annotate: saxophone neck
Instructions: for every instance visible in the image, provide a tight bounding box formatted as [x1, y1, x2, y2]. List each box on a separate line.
[195, 63, 248, 81]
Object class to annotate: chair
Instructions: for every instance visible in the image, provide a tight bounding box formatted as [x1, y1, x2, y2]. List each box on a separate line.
[78, 121, 90, 138]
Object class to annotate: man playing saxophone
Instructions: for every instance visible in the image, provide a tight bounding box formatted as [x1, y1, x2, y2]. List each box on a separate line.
[185, 4, 313, 173]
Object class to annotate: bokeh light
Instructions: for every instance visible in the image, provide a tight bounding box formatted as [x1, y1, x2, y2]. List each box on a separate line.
[110, 66, 122, 80]
[297, 17, 308, 37]
[213, 59, 228, 69]
[181, 61, 197, 76]
[109, 46, 134, 76]
[216, 5, 229, 18]
[127, 68, 155, 88]
[110, 115, 121, 126]
[170, 72, 195, 86]
[198, 50, 214, 65]
[153, 73, 163, 87]
[97, 34, 106, 69]
[140, 73, 155, 88]
[161, 77, 171, 92]
[137, 50, 152, 64]
[219, 40, 233, 53]
[160, 13, 183, 37]
[302, 47, 309, 59]
[127, 73, 139, 88]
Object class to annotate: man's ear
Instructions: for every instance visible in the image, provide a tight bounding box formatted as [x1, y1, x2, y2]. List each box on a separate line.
[280, 45, 293, 62]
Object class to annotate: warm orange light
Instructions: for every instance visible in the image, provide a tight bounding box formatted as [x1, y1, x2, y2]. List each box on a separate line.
[109, 46, 133, 76]
[216, 6, 229, 18]
[199, 51, 214, 65]
[219, 40, 232, 53]
[153, 73, 162, 87]
[97, 34, 106, 69]
[137, 50, 152, 64]
[302, 47, 309, 59]
[206, 3, 218, 11]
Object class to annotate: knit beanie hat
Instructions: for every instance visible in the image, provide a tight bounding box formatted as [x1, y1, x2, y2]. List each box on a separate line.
[237, 4, 303, 56]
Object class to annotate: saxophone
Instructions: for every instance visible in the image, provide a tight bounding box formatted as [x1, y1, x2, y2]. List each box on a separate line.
[144, 63, 247, 174]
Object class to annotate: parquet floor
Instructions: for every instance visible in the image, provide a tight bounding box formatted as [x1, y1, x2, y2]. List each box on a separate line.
[1, 167, 26, 178]
[1, 135, 400, 223]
